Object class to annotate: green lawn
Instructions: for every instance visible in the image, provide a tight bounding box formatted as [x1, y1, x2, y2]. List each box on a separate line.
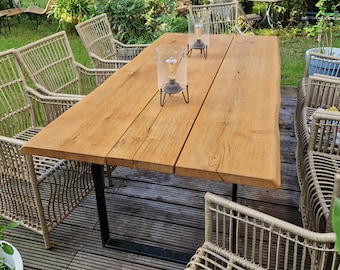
[1, 15, 339, 87]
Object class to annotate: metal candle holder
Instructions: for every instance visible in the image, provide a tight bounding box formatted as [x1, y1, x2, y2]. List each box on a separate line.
[188, 15, 209, 58]
[156, 45, 188, 106]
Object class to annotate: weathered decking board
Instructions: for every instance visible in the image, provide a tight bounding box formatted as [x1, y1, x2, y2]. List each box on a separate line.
[3, 86, 299, 269]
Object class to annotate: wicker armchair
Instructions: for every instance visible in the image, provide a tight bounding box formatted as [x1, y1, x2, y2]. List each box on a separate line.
[14, 31, 115, 96]
[185, 192, 340, 270]
[295, 75, 340, 189]
[0, 49, 93, 249]
[188, 0, 258, 35]
[14, 31, 116, 186]
[299, 110, 340, 232]
[75, 14, 149, 69]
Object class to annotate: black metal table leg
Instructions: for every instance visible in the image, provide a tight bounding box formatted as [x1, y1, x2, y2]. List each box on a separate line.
[232, 183, 238, 202]
[92, 164, 110, 246]
[91, 163, 192, 264]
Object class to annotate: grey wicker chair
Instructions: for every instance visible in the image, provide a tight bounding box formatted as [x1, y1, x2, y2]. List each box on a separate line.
[185, 192, 340, 270]
[188, 0, 259, 35]
[0, 49, 93, 249]
[14, 31, 115, 97]
[298, 109, 340, 233]
[75, 13, 149, 69]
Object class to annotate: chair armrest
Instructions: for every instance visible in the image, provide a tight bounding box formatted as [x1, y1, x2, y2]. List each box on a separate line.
[75, 62, 116, 95]
[33, 83, 84, 99]
[25, 86, 81, 125]
[309, 110, 340, 154]
[113, 38, 149, 49]
[89, 53, 129, 69]
[113, 39, 149, 60]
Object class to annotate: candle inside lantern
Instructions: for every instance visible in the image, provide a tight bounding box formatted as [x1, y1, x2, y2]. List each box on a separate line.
[166, 56, 177, 80]
[195, 23, 203, 39]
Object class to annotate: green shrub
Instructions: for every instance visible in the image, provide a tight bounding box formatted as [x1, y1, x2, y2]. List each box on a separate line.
[50, 0, 92, 32]
[91, 0, 187, 43]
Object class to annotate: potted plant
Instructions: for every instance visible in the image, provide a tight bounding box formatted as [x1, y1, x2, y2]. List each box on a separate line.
[305, 0, 340, 56]
[0, 216, 23, 270]
[304, 0, 340, 76]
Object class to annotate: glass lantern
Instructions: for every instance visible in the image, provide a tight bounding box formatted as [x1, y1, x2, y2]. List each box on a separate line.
[156, 45, 188, 106]
[188, 15, 210, 58]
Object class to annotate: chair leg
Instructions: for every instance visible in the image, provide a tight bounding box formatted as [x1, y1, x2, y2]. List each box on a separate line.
[43, 233, 53, 249]
[0, 15, 10, 37]
[105, 165, 116, 187]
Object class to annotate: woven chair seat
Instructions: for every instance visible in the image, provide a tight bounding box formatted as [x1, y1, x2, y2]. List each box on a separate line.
[11, 127, 68, 179]
[13, 127, 42, 141]
[185, 192, 340, 270]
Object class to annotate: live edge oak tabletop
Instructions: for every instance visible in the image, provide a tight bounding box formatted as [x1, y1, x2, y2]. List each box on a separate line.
[21, 33, 281, 262]
[21, 33, 281, 190]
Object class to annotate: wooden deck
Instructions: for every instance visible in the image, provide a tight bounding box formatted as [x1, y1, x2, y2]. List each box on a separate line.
[4, 86, 299, 269]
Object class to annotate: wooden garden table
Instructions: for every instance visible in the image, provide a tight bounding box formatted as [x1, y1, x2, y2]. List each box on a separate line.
[21, 32, 281, 263]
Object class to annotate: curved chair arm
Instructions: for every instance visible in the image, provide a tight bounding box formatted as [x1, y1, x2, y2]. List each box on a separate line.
[112, 39, 149, 60]
[25, 86, 81, 125]
[309, 110, 340, 154]
[185, 192, 339, 270]
[75, 62, 116, 95]
[88, 52, 130, 69]
[303, 152, 340, 232]
[113, 39, 150, 49]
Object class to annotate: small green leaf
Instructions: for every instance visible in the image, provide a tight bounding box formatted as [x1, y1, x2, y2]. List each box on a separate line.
[333, 197, 340, 255]
[1, 242, 14, 256]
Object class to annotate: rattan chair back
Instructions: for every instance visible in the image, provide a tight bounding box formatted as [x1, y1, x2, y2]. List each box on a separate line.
[189, 0, 256, 35]
[75, 14, 148, 69]
[14, 31, 114, 96]
[0, 49, 35, 137]
[189, 2, 239, 34]
[14, 31, 81, 95]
